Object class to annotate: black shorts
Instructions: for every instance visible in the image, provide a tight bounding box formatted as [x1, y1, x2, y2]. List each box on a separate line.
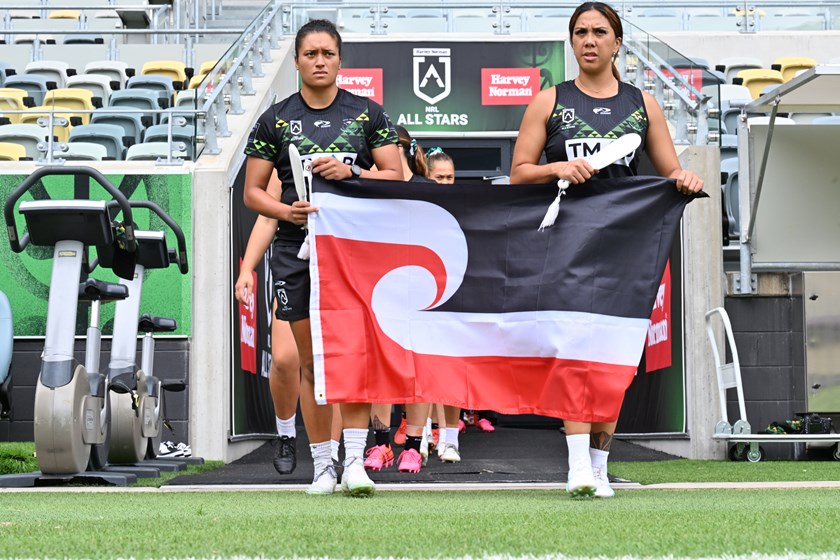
[269, 240, 310, 322]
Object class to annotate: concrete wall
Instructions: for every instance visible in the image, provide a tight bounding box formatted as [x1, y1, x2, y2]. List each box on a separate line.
[188, 37, 298, 463]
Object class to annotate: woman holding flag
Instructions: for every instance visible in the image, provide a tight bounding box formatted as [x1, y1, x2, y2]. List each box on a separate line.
[243, 19, 402, 497]
[510, 1, 703, 499]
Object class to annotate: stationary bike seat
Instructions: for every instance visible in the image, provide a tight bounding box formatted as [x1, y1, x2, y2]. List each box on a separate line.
[78, 278, 129, 302]
[138, 313, 177, 333]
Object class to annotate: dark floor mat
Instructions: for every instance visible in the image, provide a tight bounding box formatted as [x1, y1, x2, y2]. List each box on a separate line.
[167, 426, 679, 486]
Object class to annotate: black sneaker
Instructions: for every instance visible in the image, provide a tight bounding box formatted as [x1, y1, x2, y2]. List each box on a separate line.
[272, 436, 296, 474]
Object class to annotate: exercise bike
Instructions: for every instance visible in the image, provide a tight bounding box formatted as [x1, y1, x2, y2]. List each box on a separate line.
[2, 166, 139, 485]
[97, 200, 189, 467]
[0, 290, 12, 420]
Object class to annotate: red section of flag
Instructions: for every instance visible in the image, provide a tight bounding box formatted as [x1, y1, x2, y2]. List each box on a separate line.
[645, 260, 672, 372]
[336, 68, 384, 105]
[481, 67, 541, 105]
[238, 262, 257, 374]
[315, 235, 636, 422]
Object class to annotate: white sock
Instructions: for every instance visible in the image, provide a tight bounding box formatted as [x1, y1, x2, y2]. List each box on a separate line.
[566, 434, 591, 469]
[276, 415, 296, 439]
[343, 428, 368, 466]
[438, 427, 448, 447]
[310, 441, 332, 476]
[330, 439, 340, 463]
[445, 427, 459, 449]
[425, 417, 433, 431]
[590, 448, 609, 472]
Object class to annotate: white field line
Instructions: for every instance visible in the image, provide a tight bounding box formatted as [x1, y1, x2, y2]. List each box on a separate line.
[4, 481, 840, 493]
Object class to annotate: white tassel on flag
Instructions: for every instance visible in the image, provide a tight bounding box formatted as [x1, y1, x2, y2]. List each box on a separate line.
[297, 234, 310, 260]
[538, 179, 570, 231]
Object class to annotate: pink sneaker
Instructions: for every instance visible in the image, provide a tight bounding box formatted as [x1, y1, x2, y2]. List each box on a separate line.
[458, 419, 466, 433]
[397, 448, 423, 473]
[476, 418, 496, 432]
[363, 444, 394, 471]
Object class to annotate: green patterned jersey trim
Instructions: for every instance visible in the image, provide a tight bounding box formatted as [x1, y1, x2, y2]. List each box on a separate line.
[550, 102, 647, 140]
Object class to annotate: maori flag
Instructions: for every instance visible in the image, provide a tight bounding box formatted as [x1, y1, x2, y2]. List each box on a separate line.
[309, 176, 702, 422]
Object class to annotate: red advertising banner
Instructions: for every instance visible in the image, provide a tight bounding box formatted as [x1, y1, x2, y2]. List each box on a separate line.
[238, 261, 258, 374]
[336, 68, 384, 105]
[481, 67, 541, 105]
[645, 260, 672, 372]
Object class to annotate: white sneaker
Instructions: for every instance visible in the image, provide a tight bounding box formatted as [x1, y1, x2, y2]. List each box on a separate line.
[593, 466, 615, 498]
[419, 430, 430, 466]
[341, 457, 375, 497]
[305, 463, 337, 495]
[440, 443, 461, 463]
[565, 460, 597, 498]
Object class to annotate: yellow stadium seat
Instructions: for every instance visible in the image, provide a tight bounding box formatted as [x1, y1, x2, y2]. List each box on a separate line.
[0, 88, 35, 124]
[735, 68, 784, 99]
[772, 56, 817, 82]
[142, 60, 188, 84]
[19, 106, 79, 142]
[0, 142, 27, 161]
[48, 10, 81, 20]
[43, 89, 99, 122]
[188, 72, 209, 90]
[198, 60, 218, 75]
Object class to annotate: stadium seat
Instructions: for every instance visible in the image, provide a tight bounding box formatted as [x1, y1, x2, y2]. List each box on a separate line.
[84, 60, 133, 89]
[19, 106, 75, 142]
[24, 61, 74, 89]
[109, 88, 163, 124]
[90, 107, 147, 146]
[4, 75, 53, 106]
[48, 10, 81, 20]
[127, 75, 176, 106]
[43, 89, 101, 123]
[0, 142, 27, 161]
[747, 116, 797, 126]
[0, 123, 52, 159]
[143, 124, 194, 160]
[63, 34, 105, 45]
[14, 35, 57, 45]
[126, 141, 188, 161]
[720, 157, 740, 239]
[735, 68, 784, 99]
[68, 123, 126, 160]
[771, 56, 817, 82]
[812, 115, 840, 125]
[0, 62, 14, 88]
[141, 60, 191, 88]
[715, 57, 763, 83]
[0, 88, 36, 123]
[53, 141, 108, 161]
[788, 112, 835, 124]
[720, 134, 738, 163]
[66, 74, 113, 104]
[718, 84, 754, 104]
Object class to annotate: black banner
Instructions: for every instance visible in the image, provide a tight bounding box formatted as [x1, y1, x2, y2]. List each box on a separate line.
[230, 164, 276, 438]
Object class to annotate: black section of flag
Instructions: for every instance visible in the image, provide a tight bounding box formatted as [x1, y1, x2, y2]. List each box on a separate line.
[312, 175, 704, 319]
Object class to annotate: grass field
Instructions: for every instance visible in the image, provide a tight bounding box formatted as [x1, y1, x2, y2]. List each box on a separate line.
[2, 489, 840, 558]
[3, 442, 840, 559]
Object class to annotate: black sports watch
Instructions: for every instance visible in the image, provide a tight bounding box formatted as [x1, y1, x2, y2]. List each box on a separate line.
[350, 164, 362, 178]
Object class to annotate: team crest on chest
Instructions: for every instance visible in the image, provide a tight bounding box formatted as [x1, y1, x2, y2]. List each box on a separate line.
[290, 120, 302, 135]
[561, 108, 576, 124]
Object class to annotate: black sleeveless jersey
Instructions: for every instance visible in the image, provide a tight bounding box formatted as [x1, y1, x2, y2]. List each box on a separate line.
[245, 88, 398, 241]
[544, 80, 648, 178]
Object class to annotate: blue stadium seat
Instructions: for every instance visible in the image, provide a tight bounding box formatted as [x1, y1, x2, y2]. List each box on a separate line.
[3, 74, 53, 106]
[90, 107, 147, 146]
[143, 124, 194, 160]
[68, 123, 126, 160]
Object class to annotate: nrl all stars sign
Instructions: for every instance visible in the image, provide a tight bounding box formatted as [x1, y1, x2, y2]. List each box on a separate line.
[338, 41, 565, 133]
